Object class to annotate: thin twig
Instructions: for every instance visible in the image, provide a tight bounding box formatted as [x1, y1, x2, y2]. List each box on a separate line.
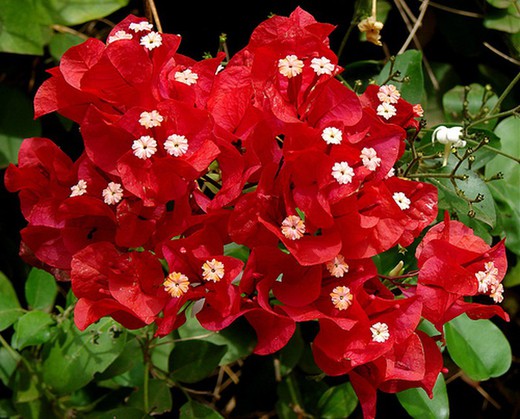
[147, 0, 163, 32]
[51, 24, 89, 40]
[425, 0, 484, 18]
[483, 42, 520, 66]
[398, 0, 430, 54]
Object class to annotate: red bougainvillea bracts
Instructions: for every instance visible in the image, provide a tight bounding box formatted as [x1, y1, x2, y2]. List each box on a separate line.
[4, 7, 509, 419]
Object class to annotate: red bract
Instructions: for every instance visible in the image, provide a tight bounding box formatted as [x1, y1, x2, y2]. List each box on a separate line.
[415, 215, 509, 330]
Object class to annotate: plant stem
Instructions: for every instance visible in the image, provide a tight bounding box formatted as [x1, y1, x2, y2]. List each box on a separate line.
[403, 172, 466, 179]
[467, 106, 520, 129]
[488, 70, 520, 116]
[465, 139, 520, 163]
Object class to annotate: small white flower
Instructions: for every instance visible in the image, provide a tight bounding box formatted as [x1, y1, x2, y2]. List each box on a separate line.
[201, 259, 225, 282]
[132, 135, 157, 159]
[330, 286, 353, 310]
[107, 30, 133, 44]
[332, 162, 355, 185]
[385, 167, 395, 179]
[164, 134, 189, 157]
[281, 215, 306, 240]
[70, 179, 87, 197]
[413, 104, 424, 117]
[139, 110, 163, 128]
[360, 147, 382, 171]
[326, 254, 349, 278]
[490, 282, 504, 303]
[377, 84, 401, 104]
[376, 102, 397, 120]
[392, 192, 411, 210]
[370, 322, 390, 343]
[475, 261, 500, 294]
[278, 54, 304, 78]
[432, 126, 466, 148]
[321, 127, 343, 145]
[129, 21, 153, 32]
[102, 182, 123, 205]
[174, 69, 199, 86]
[310, 56, 335, 76]
[140, 31, 162, 50]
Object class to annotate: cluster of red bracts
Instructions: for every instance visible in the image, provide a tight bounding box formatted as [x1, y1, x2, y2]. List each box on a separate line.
[4, 8, 508, 418]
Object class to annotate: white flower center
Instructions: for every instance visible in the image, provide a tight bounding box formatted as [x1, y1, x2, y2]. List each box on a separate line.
[163, 272, 190, 297]
[174, 69, 199, 85]
[102, 182, 123, 205]
[164, 134, 189, 157]
[392, 192, 411, 210]
[370, 322, 390, 342]
[278, 54, 304, 78]
[377, 84, 401, 104]
[376, 102, 397, 120]
[326, 254, 349, 278]
[321, 127, 343, 145]
[129, 21, 153, 32]
[332, 162, 355, 185]
[140, 31, 162, 50]
[360, 147, 382, 171]
[107, 31, 133, 44]
[310, 56, 335, 76]
[132, 135, 157, 159]
[201, 259, 225, 282]
[70, 179, 87, 197]
[281, 215, 306, 240]
[139, 110, 163, 128]
[330, 286, 353, 310]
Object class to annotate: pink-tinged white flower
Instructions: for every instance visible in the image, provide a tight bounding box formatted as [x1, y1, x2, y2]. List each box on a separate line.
[310, 56, 335, 75]
[139, 110, 164, 128]
[281, 215, 306, 240]
[164, 134, 189, 157]
[413, 104, 424, 117]
[132, 136, 157, 159]
[70, 179, 87, 197]
[321, 127, 343, 145]
[129, 21, 153, 32]
[370, 322, 390, 342]
[326, 254, 350, 278]
[377, 84, 401, 104]
[490, 282, 504, 303]
[278, 54, 304, 78]
[475, 261, 500, 294]
[330, 286, 353, 310]
[385, 167, 396, 179]
[102, 182, 123, 205]
[376, 102, 397, 120]
[163, 272, 190, 297]
[332, 162, 355, 185]
[201, 259, 225, 282]
[174, 68, 199, 85]
[392, 192, 411, 210]
[360, 147, 382, 171]
[107, 30, 133, 44]
[140, 31, 162, 50]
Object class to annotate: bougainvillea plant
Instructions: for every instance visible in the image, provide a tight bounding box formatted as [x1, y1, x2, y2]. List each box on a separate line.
[2, 5, 517, 418]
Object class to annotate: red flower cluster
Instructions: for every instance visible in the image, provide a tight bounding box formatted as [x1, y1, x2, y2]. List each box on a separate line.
[4, 8, 508, 418]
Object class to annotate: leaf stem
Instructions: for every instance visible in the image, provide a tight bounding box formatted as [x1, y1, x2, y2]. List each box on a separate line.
[488, 70, 520, 116]
[467, 106, 520, 130]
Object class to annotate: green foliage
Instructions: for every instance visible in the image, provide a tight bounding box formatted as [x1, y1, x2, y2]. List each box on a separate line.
[0, 271, 24, 331]
[397, 373, 449, 419]
[445, 313, 512, 381]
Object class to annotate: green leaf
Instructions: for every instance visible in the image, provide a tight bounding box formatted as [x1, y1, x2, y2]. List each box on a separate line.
[0, 347, 20, 387]
[503, 261, 520, 287]
[0, 399, 17, 417]
[169, 340, 226, 384]
[484, 5, 520, 33]
[179, 400, 224, 419]
[0, 272, 24, 331]
[486, 0, 516, 8]
[25, 268, 58, 312]
[11, 311, 55, 350]
[442, 84, 499, 129]
[375, 49, 424, 104]
[48, 32, 85, 61]
[42, 317, 127, 394]
[223, 242, 250, 263]
[127, 379, 172, 415]
[0, 85, 42, 167]
[95, 337, 141, 380]
[90, 407, 150, 419]
[0, 0, 48, 55]
[397, 373, 449, 419]
[177, 315, 255, 366]
[317, 382, 358, 419]
[445, 313, 512, 381]
[277, 327, 304, 376]
[40, 0, 130, 26]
